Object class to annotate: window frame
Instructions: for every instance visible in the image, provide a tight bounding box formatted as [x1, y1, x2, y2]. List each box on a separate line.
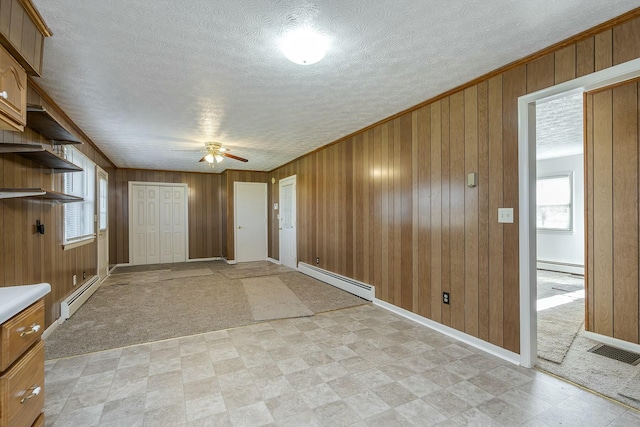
[62, 146, 96, 248]
[536, 172, 574, 233]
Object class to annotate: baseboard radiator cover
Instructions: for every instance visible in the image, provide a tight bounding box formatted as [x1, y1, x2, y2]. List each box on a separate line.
[298, 263, 374, 301]
[60, 275, 101, 320]
[537, 260, 584, 275]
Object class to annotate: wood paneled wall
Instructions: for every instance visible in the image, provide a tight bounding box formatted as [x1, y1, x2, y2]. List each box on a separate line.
[108, 169, 224, 264]
[0, 84, 112, 327]
[585, 78, 640, 344]
[268, 12, 640, 353]
[223, 170, 269, 261]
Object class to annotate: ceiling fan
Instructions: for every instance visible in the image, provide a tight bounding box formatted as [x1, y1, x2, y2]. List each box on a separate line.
[199, 142, 248, 167]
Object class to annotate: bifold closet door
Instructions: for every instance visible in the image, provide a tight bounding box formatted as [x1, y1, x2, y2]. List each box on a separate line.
[131, 184, 187, 265]
[160, 186, 186, 263]
[131, 185, 160, 265]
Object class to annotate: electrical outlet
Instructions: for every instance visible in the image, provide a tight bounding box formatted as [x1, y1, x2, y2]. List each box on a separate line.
[443, 292, 450, 305]
[316, 257, 320, 265]
[73, 275, 77, 286]
[83, 271, 86, 280]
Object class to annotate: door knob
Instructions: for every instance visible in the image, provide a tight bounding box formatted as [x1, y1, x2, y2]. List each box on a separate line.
[0, 91, 7, 100]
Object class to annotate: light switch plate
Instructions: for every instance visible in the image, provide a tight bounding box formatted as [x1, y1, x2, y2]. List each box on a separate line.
[498, 208, 514, 223]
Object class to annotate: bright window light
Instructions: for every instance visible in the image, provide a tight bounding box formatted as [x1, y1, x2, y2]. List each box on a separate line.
[536, 174, 573, 231]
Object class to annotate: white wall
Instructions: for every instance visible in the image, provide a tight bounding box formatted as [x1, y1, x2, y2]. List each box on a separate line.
[536, 153, 584, 273]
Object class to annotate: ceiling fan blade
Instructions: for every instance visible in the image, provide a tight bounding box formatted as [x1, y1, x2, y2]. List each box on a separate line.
[198, 155, 208, 162]
[222, 152, 248, 162]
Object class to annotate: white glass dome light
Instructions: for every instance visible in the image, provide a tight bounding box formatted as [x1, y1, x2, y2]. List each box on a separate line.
[282, 28, 329, 65]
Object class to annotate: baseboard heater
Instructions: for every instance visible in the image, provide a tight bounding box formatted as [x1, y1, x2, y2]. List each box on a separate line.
[298, 263, 375, 301]
[60, 275, 101, 320]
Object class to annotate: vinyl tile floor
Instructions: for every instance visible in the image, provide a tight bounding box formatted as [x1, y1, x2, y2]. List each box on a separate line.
[43, 304, 640, 426]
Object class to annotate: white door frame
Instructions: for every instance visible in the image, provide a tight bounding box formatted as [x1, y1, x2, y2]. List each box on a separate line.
[234, 182, 268, 262]
[128, 181, 189, 265]
[279, 174, 297, 269]
[518, 58, 640, 368]
[96, 166, 109, 281]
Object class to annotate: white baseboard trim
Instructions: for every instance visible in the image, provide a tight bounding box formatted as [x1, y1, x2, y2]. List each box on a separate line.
[298, 263, 374, 301]
[225, 259, 237, 265]
[537, 261, 584, 276]
[42, 319, 60, 339]
[114, 263, 131, 269]
[374, 299, 521, 366]
[187, 257, 222, 263]
[583, 331, 640, 354]
[267, 257, 281, 265]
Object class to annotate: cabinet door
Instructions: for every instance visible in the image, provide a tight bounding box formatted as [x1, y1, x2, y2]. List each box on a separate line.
[0, 45, 27, 131]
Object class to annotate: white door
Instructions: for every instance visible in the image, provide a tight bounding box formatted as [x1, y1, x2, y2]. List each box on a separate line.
[130, 183, 188, 265]
[97, 167, 109, 280]
[160, 185, 188, 263]
[132, 185, 160, 265]
[160, 187, 174, 263]
[279, 175, 297, 269]
[235, 182, 267, 262]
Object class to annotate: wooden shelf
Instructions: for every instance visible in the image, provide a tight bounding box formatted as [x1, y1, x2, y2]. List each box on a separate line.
[0, 143, 83, 173]
[0, 188, 45, 199]
[0, 188, 83, 203]
[26, 105, 82, 145]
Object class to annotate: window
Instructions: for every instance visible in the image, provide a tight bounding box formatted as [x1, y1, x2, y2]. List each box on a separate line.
[536, 173, 573, 231]
[63, 147, 96, 244]
[98, 174, 107, 231]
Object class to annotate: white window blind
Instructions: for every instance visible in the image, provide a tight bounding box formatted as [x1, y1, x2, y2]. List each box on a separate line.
[64, 147, 96, 243]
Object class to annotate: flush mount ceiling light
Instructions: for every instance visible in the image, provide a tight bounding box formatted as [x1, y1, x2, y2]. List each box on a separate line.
[282, 28, 329, 65]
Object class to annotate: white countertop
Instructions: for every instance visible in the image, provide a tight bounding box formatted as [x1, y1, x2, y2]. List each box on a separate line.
[0, 283, 50, 324]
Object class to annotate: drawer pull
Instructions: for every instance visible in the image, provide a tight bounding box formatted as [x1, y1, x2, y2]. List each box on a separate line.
[0, 91, 7, 99]
[20, 385, 41, 403]
[20, 324, 41, 337]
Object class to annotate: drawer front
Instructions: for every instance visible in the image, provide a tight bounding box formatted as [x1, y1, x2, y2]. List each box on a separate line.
[0, 340, 44, 427]
[0, 300, 44, 372]
[32, 412, 44, 427]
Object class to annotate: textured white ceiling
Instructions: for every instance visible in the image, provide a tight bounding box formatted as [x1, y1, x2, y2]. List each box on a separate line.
[32, 0, 640, 173]
[536, 93, 584, 160]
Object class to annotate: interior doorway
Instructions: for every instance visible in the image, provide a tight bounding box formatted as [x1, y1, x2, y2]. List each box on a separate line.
[534, 93, 585, 367]
[234, 182, 268, 262]
[279, 175, 297, 269]
[518, 58, 640, 368]
[97, 167, 109, 281]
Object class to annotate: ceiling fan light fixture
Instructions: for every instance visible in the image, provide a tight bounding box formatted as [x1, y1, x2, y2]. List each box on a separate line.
[214, 154, 224, 163]
[282, 28, 329, 65]
[204, 153, 214, 163]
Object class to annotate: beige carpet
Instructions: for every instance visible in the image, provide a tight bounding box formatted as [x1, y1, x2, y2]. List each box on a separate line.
[45, 261, 366, 359]
[537, 329, 640, 411]
[537, 299, 585, 363]
[242, 276, 313, 321]
[619, 372, 640, 402]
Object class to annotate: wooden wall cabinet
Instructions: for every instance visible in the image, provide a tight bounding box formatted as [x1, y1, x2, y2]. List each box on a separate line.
[0, 43, 26, 131]
[0, 0, 51, 77]
[0, 300, 45, 427]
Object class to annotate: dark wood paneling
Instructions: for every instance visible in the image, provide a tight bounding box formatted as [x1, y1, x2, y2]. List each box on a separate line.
[265, 12, 640, 354]
[0, 85, 111, 328]
[586, 79, 640, 344]
[109, 169, 224, 264]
